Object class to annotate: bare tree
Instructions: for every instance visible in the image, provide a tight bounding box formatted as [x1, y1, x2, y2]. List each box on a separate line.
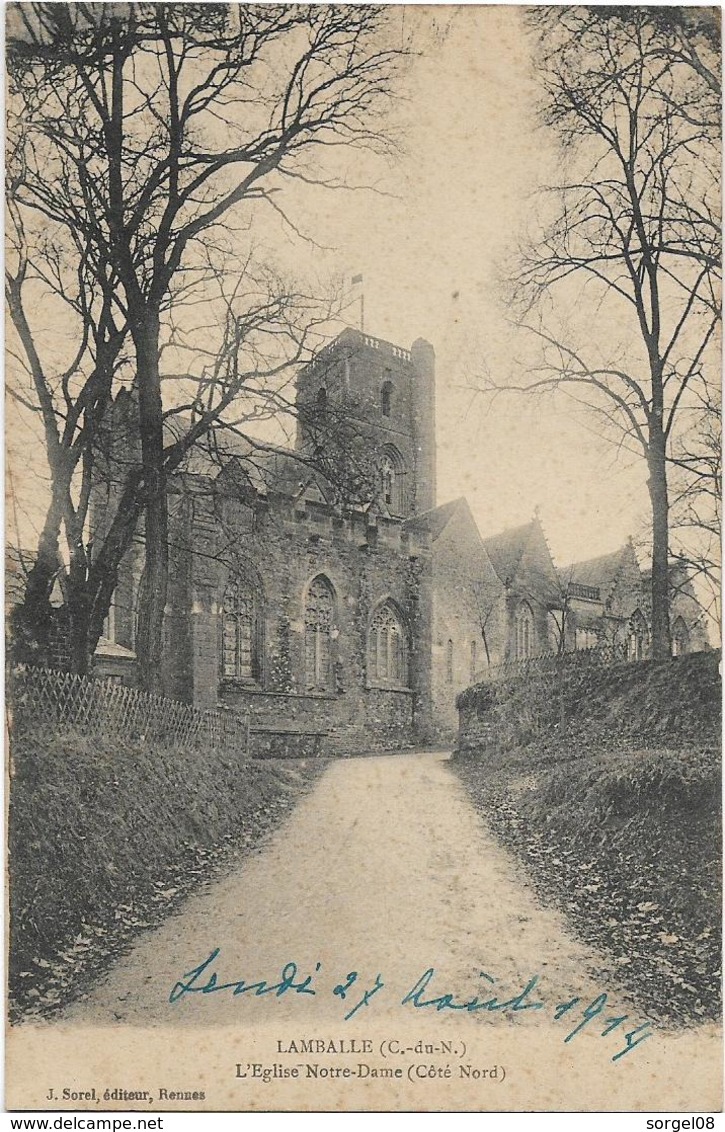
[546, 566, 575, 659]
[471, 579, 498, 670]
[5, 197, 131, 670]
[7, 3, 405, 687]
[487, 6, 720, 659]
[7, 209, 345, 673]
[669, 383, 721, 625]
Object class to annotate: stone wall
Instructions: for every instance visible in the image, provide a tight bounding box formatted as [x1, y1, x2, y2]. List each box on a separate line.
[504, 522, 562, 660]
[222, 684, 415, 755]
[180, 483, 433, 753]
[295, 330, 437, 518]
[431, 502, 499, 738]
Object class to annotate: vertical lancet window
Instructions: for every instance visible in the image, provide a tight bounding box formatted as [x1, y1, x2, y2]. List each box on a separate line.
[627, 609, 648, 661]
[222, 572, 262, 682]
[672, 617, 690, 657]
[380, 455, 395, 507]
[305, 575, 335, 691]
[369, 602, 408, 686]
[515, 602, 535, 660]
[379, 446, 405, 514]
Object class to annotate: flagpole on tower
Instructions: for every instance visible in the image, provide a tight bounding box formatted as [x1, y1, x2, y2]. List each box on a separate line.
[351, 273, 364, 333]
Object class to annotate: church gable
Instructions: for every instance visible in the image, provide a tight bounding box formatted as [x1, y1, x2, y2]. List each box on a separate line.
[482, 521, 532, 586]
[514, 518, 562, 606]
[430, 499, 497, 585]
[478, 517, 562, 663]
[608, 540, 643, 617]
[428, 498, 504, 628]
[568, 541, 642, 620]
[428, 498, 506, 735]
[293, 476, 333, 508]
[215, 458, 258, 505]
[483, 516, 561, 608]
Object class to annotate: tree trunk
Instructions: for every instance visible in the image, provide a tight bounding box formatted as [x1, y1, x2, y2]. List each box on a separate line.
[66, 585, 92, 676]
[12, 482, 69, 667]
[13, 553, 59, 667]
[647, 430, 672, 659]
[132, 309, 169, 694]
[86, 470, 147, 666]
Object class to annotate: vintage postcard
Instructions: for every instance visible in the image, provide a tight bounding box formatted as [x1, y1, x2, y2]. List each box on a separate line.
[5, 2, 722, 1116]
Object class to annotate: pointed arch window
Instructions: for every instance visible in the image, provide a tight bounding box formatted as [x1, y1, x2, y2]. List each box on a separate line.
[627, 609, 649, 661]
[381, 380, 393, 417]
[102, 598, 116, 645]
[515, 602, 535, 660]
[379, 446, 406, 515]
[222, 569, 263, 682]
[380, 454, 396, 506]
[369, 601, 408, 686]
[446, 639, 454, 683]
[103, 562, 142, 652]
[305, 575, 335, 692]
[316, 386, 327, 412]
[470, 639, 477, 682]
[672, 617, 690, 657]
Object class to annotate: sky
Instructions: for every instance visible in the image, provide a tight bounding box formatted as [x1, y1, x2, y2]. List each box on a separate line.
[6, 4, 664, 573]
[281, 5, 653, 570]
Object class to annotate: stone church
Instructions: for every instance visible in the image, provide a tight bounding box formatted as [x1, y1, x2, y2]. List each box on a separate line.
[92, 328, 708, 750]
[94, 330, 437, 752]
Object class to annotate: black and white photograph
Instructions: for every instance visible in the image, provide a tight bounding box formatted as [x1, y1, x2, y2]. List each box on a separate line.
[4, 1, 722, 1116]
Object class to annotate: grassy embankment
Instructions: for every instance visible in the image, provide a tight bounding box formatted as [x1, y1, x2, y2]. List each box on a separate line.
[9, 727, 327, 1020]
[454, 650, 721, 1025]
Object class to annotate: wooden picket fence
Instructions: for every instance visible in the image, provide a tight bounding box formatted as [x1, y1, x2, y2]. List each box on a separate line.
[8, 665, 248, 752]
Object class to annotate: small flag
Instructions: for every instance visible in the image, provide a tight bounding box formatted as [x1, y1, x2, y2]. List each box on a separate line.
[351, 273, 363, 285]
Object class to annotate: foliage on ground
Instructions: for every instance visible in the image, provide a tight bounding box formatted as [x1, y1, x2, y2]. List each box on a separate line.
[454, 652, 721, 1027]
[9, 725, 327, 1021]
[458, 650, 720, 756]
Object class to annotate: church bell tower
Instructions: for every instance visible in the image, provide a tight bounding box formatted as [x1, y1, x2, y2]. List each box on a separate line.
[295, 328, 437, 517]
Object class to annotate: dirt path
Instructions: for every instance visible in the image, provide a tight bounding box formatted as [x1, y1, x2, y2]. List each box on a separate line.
[60, 752, 626, 1028]
[14, 752, 722, 1111]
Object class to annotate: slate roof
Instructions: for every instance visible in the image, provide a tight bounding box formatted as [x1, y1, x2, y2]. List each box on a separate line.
[566, 546, 628, 601]
[481, 520, 536, 585]
[165, 414, 329, 499]
[418, 497, 466, 542]
[640, 559, 686, 582]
